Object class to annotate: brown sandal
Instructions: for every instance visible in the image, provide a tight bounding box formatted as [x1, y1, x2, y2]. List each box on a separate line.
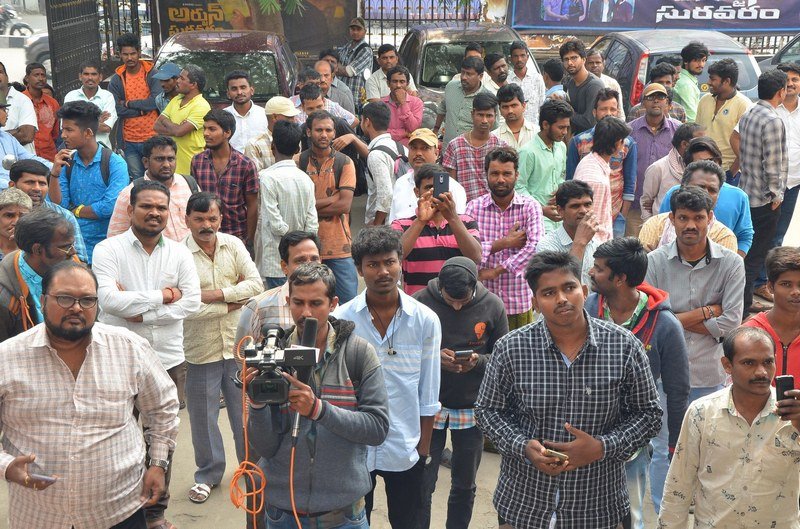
[754, 285, 774, 302]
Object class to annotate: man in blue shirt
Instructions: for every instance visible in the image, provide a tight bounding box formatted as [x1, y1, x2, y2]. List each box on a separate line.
[0, 101, 51, 189]
[47, 101, 128, 262]
[333, 226, 441, 529]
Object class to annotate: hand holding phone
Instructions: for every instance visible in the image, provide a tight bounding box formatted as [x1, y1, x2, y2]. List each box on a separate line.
[454, 350, 473, 361]
[432, 171, 449, 199]
[544, 448, 569, 461]
[776, 375, 795, 401]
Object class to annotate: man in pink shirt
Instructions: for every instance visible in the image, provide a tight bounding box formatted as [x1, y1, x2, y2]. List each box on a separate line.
[381, 66, 423, 145]
[574, 116, 631, 241]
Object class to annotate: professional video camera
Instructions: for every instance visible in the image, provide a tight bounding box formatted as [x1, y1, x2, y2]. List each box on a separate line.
[235, 320, 319, 404]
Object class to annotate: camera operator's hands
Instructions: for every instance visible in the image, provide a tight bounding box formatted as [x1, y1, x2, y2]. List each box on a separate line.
[283, 372, 318, 418]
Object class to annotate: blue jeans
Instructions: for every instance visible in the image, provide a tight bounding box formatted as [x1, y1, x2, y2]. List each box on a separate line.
[323, 257, 358, 304]
[265, 506, 368, 529]
[264, 276, 287, 290]
[613, 213, 627, 239]
[625, 444, 651, 529]
[649, 380, 669, 513]
[755, 184, 799, 288]
[689, 384, 724, 403]
[123, 140, 146, 180]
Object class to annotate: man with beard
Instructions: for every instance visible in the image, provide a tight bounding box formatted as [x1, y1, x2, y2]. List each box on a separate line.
[508, 41, 546, 126]
[382, 66, 423, 145]
[223, 71, 268, 153]
[483, 53, 510, 94]
[659, 326, 800, 528]
[108, 135, 200, 241]
[585, 50, 625, 120]
[628, 63, 687, 123]
[434, 56, 493, 148]
[560, 40, 605, 134]
[517, 99, 573, 232]
[336, 17, 373, 113]
[466, 147, 544, 330]
[92, 179, 201, 529]
[492, 84, 537, 150]
[645, 186, 744, 406]
[64, 61, 118, 148]
[191, 109, 259, 245]
[0, 260, 179, 529]
[673, 42, 708, 122]
[22, 63, 59, 161]
[366, 44, 419, 102]
[153, 62, 180, 113]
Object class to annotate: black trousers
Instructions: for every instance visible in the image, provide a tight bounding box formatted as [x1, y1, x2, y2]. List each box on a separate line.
[73, 509, 146, 529]
[744, 203, 781, 310]
[365, 458, 426, 529]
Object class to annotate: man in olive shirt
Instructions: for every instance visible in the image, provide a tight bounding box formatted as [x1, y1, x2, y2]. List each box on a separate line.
[434, 56, 492, 148]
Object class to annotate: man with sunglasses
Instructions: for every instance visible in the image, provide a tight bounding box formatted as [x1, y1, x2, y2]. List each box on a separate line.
[0, 207, 77, 342]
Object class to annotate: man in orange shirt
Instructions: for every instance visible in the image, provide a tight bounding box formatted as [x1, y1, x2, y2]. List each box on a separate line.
[108, 32, 161, 179]
[23, 63, 59, 161]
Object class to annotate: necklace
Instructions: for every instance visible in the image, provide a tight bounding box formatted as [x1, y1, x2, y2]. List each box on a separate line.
[367, 299, 401, 355]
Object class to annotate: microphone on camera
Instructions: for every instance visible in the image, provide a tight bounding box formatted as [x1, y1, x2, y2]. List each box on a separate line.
[292, 318, 319, 443]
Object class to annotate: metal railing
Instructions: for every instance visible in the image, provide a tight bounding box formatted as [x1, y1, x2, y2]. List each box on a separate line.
[362, 0, 483, 48]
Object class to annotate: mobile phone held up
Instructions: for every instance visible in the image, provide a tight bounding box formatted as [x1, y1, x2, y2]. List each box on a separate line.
[433, 171, 449, 200]
[776, 375, 795, 401]
[454, 350, 472, 360]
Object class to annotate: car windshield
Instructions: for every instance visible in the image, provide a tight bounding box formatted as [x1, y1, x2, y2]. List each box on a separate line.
[156, 51, 280, 101]
[649, 52, 758, 92]
[420, 41, 518, 88]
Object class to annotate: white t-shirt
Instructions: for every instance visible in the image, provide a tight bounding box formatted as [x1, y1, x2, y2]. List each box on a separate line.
[224, 102, 269, 153]
[388, 170, 468, 222]
[2, 86, 37, 153]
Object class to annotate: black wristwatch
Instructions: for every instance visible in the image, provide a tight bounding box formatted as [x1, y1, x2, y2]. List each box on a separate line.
[148, 458, 169, 471]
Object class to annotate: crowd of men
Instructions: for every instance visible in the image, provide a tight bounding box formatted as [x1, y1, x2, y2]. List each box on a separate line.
[0, 19, 799, 529]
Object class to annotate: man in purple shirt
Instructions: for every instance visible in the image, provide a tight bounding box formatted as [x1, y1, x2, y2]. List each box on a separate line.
[628, 83, 680, 237]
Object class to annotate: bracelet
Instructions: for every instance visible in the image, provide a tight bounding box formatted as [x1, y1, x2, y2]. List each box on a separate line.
[166, 287, 175, 303]
[73, 205, 84, 218]
[707, 305, 716, 319]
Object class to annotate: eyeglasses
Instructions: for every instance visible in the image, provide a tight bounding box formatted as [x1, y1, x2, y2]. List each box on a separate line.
[47, 294, 98, 309]
[644, 94, 668, 101]
[54, 244, 76, 256]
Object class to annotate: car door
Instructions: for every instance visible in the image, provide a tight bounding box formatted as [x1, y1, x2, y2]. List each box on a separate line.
[603, 40, 634, 114]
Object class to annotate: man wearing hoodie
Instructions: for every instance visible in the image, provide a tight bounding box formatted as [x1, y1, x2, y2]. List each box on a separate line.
[586, 237, 690, 525]
[414, 256, 508, 529]
[247, 262, 389, 529]
[108, 33, 161, 179]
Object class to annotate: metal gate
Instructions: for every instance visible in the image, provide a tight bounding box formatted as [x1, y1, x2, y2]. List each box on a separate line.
[99, 0, 153, 75]
[45, 0, 102, 100]
[361, 0, 483, 48]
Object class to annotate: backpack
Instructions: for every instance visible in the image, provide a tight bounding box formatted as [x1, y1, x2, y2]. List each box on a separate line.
[133, 174, 201, 194]
[354, 41, 380, 74]
[369, 140, 412, 182]
[298, 149, 350, 189]
[65, 146, 112, 186]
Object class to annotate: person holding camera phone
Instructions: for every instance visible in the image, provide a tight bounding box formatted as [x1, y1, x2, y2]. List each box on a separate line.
[246, 262, 389, 529]
[414, 256, 508, 529]
[659, 326, 800, 528]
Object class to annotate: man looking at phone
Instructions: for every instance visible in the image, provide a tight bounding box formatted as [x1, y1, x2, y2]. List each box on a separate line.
[475, 251, 662, 529]
[392, 163, 481, 295]
[659, 326, 800, 528]
[414, 256, 508, 529]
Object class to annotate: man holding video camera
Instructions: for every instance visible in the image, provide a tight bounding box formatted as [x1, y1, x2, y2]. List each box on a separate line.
[246, 262, 389, 529]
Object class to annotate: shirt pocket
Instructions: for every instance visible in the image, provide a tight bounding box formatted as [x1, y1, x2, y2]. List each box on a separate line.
[568, 382, 620, 429]
[159, 271, 179, 290]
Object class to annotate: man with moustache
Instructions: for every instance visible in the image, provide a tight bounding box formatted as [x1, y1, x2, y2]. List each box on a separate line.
[366, 44, 419, 102]
[224, 71, 268, 153]
[0, 261, 179, 529]
[0, 99, 47, 189]
[585, 50, 625, 120]
[673, 42, 708, 122]
[64, 61, 118, 148]
[434, 56, 493, 148]
[22, 63, 59, 162]
[645, 186, 744, 404]
[316, 59, 356, 115]
[492, 84, 537, 150]
[92, 180, 201, 529]
[153, 62, 181, 113]
[508, 41, 546, 125]
[483, 53, 510, 94]
[560, 40, 605, 134]
[108, 135, 200, 241]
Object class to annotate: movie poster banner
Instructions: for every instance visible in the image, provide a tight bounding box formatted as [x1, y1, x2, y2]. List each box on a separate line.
[508, 0, 794, 33]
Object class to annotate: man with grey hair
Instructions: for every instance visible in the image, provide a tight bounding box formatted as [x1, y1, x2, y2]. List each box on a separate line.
[0, 187, 31, 259]
[659, 325, 800, 528]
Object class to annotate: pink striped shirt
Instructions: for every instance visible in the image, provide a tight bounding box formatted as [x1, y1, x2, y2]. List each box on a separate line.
[573, 152, 614, 242]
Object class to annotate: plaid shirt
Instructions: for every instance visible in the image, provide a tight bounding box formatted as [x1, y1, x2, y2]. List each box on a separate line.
[442, 135, 507, 202]
[434, 407, 475, 430]
[235, 283, 293, 350]
[465, 193, 544, 315]
[474, 315, 662, 529]
[190, 148, 259, 239]
[738, 100, 789, 207]
[243, 129, 275, 172]
[338, 39, 374, 111]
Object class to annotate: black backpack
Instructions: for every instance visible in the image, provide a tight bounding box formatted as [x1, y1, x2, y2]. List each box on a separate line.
[65, 146, 112, 185]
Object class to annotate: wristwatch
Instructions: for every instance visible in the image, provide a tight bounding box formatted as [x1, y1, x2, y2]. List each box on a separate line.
[148, 458, 170, 471]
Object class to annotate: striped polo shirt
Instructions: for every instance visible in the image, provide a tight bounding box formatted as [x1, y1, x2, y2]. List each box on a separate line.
[391, 215, 480, 295]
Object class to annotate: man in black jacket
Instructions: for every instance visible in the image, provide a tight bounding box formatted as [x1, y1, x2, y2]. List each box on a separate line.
[414, 256, 508, 529]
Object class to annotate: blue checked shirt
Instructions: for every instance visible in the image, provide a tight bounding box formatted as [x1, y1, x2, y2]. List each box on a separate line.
[338, 40, 373, 112]
[475, 314, 662, 529]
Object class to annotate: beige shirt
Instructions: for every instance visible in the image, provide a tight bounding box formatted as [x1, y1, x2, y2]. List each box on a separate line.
[243, 129, 275, 173]
[183, 232, 264, 363]
[491, 119, 538, 150]
[0, 322, 179, 529]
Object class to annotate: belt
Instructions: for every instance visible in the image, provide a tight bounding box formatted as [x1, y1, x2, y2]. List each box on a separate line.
[276, 507, 332, 518]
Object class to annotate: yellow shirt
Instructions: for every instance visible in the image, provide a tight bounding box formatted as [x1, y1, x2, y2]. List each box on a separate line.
[639, 212, 738, 252]
[162, 93, 212, 175]
[695, 92, 752, 171]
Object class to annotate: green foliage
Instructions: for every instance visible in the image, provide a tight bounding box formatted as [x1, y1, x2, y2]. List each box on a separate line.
[255, 0, 306, 15]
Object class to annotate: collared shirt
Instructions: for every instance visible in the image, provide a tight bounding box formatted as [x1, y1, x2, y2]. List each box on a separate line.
[23, 90, 60, 161]
[0, 322, 179, 529]
[639, 212, 737, 253]
[437, 79, 493, 147]
[41, 200, 89, 263]
[673, 69, 701, 122]
[739, 100, 788, 206]
[366, 133, 406, 225]
[225, 102, 269, 153]
[162, 94, 212, 175]
[573, 152, 614, 242]
[640, 149, 684, 219]
[517, 133, 567, 233]
[256, 159, 318, 278]
[366, 69, 418, 100]
[235, 283, 293, 348]
[64, 87, 118, 148]
[183, 232, 263, 364]
[333, 289, 442, 472]
[381, 94, 424, 145]
[600, 73, 626, 121]
[645, 239, 744, 387]
[0, 130, 42, 188]
[536, 225, 598, 285]
[391, 214, 480, 295]
[775, 102, 800, 190]
[291, 96, 356, 128]
[328, 82, 357, 115]
[491, 119, 538, 150]
[695, 91, 753, 171]
[243, 129, 275, 172]
[93, 229, 201, 369]
[442, 134, 507, 202]
[659, 387, 800, 529]
[154, 92, 173, 113]
[338, 39, 374, 110]
[509, 68, 547, 125]
[388, 170, 467, 223]
[566, 128, 637, 217]
[465, 192, 544, 314]
[629, 115, 680, 207]
[17, 252, 42, 322]
[191, 148, 259, 240]
[107, 173, 196, 242]
[56, 146, 130, 261]
[2, 86, 37, 153]
[474, 314, 662, 529]
[628, 101, 687, 123]
[545, 84, 567, 99]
